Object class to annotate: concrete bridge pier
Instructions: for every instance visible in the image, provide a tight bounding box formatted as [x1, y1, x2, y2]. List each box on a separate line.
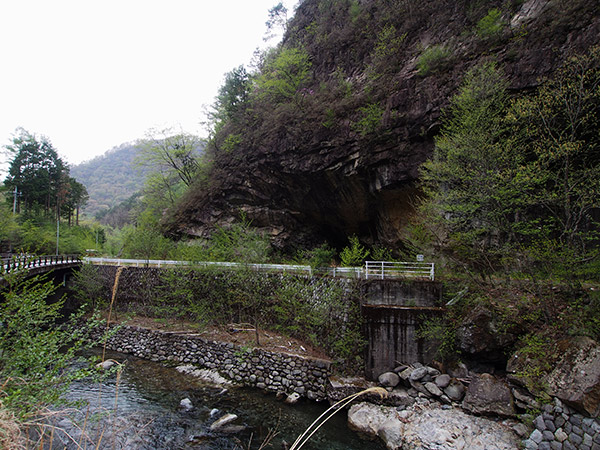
[362, 280, 444, 380]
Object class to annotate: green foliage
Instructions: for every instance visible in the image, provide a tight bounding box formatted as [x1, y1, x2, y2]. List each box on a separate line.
[352, 102, 383, 136]
[135, 128, 206, 213]
[4, 129, 87, 221]
[121, 210, 172, 260]
[151, 267, 365, 372]
[371, 24, 407, 70]
[420, 48, 600, 281]
[416, 316, 458, 362]
[155, 268, 209, 329]
[420, 62, 525, 277]
[217, 66, 251, 120]
[563, 290, 600, 338]
[70, 143, 148, 219]
[340, 235, 370, 267]
[295, 242, 336, 269]
[416, 45, 452, 76]
[272, 276, 365, 371]
[476, 8, 504, 40]
[89, 262, 366, 372]
[513, 46, 600, 251]
[513, 333, 554, 396]
[209, 66, 252, 136]
[0, 213, 102, 256]
[72, 263, 109, 311]
[206, 215, 271, 263]
[221, 133, 243, 152]
[0, 200, 19, 251]
[322, 108, 337, 128]
[265, 2, 289, 40]
[256, 47, 312, 104]
[121, 224, 172, 261]
[370, 245, 393, 261]
[0, 275, 103, 418]
[348, 0, 361, 23]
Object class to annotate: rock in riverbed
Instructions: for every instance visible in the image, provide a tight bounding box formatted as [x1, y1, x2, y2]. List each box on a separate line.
[348, 402, 520, 449]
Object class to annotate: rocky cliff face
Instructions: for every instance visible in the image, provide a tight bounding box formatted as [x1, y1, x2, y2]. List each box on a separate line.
[165, 0, 600, 251]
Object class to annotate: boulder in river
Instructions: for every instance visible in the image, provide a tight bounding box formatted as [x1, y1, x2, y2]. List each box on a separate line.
[347, 402, 520, 449]
[285, 392, 301, 405]
[96, 359, 117, 371]
[179, 398, 193, 411]
[210, 413, 238, 431]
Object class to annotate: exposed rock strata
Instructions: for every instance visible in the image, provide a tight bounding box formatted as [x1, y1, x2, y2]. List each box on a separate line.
[166, 0, 600, 250]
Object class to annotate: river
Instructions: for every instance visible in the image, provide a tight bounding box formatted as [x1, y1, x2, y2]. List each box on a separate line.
[47, 348, 384, 449]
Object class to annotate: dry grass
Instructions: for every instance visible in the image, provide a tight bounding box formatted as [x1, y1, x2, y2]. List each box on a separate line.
[289, 386, 388, 450]
[0, 403, 26, 450]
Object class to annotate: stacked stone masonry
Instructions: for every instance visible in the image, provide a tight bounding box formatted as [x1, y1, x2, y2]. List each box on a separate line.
[94, 325, 331, 401]
[525, 398, 600, 450]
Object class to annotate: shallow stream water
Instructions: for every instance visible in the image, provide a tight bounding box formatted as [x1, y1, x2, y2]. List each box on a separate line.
[51, 349, 384, 449]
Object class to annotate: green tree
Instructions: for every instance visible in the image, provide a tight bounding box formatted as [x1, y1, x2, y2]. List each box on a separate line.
[420, 62, 526, 276]
[136, 128, 203, 185]
[62, 178, 89, 226]
[420, 50, 600, 281]
[208, 215, 271, 263]
[0, 196, 20, 252]
[135, 128, 206, 216]
[476, 9, 504, 41]
[514, 47, 600, 250]
[340, 235, 370, 267]
[256, 47, 312, 105]
[512, 47, 600, 280]
[4, 129, 67, 216]
[121, 211, 173, 261]
[213, 66, 251, 125]
[264, 2, 288, 42]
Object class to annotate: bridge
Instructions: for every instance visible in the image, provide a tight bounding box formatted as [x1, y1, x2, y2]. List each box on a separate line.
[1, 254, 82, 278]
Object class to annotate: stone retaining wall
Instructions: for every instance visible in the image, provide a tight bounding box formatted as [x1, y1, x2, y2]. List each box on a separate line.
[94, 324, 331, 401]
[525, 398, 600, 450]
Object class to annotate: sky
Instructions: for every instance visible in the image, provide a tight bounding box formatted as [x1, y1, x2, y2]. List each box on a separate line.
[0, 0, 295, 173]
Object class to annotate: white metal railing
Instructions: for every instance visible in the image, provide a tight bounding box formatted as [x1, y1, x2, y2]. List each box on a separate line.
[84, 257, 314, 276]
[84, 258, 435, 281]
[365, 261, 435, 281]
[1, 254, 81, 274]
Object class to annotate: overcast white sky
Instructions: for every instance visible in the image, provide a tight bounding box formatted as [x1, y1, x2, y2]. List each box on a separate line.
[0, 0, 295, 172]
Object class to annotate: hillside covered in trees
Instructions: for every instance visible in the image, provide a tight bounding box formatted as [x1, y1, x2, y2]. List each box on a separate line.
[70, 142, 146, 218]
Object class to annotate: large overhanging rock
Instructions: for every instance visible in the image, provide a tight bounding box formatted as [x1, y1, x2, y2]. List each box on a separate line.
[544, 336, 600, 417]
[348, 402, 519, 450]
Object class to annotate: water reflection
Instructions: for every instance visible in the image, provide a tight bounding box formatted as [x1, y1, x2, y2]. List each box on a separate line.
[53, 349, 383, 449]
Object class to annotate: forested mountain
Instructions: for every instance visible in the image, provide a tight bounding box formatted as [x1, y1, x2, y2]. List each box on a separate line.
[164, 0, 600, 252]
[71, 143, 147, 218]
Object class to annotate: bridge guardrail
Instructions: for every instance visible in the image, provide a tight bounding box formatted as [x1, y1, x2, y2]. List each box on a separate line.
[84, 258, 435, 281]
[1, 254, 81, 274]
